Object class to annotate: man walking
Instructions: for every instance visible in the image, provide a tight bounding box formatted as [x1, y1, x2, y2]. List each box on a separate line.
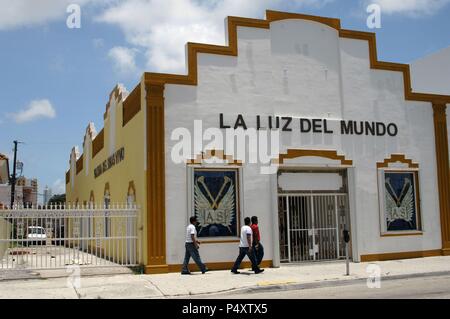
[251, 216, 264, 267]
[181, 216, 209, 275]
[231, 217, 264, 274]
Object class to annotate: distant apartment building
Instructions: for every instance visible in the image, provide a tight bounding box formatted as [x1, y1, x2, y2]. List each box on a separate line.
[16, 177, 38, 207]
[43, 186, 52, 205]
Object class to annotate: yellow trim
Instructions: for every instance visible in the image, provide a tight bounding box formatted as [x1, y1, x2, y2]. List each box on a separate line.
[145, 264, 169, 274]
[360, 249, 441, 262]
[122, 85, 141, 127]
[188, 149, 242, 165]
[377, 154, 419, 169]
[92, 129, 104, 158]
[433, 104, 450, 254]
[127, 181, 136, 197]
[146, 83, 167, 270]
[380, 232, 423, 237]
[76, 154, 83, 174]
[274, 149, 353, 165]
[266, 10, 341, 30]
[143, 9, 450, 104]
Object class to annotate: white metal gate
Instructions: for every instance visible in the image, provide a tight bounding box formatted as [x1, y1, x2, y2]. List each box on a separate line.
[0, 204, 140, 270]
[278, 194, 350, 262]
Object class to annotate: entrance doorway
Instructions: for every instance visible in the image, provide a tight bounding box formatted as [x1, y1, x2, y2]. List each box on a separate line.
[277, 169, 351, 262]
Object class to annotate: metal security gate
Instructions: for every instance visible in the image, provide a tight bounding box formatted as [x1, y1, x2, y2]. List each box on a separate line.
[279, 194, 350, 262]
[0, 204, 140, 271]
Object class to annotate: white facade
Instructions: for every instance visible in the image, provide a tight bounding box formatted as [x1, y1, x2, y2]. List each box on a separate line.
[163, 19, 443, 265]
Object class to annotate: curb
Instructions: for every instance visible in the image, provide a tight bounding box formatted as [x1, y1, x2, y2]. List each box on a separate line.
[0, 269, 135, 282]
[203, 270, 450, 297]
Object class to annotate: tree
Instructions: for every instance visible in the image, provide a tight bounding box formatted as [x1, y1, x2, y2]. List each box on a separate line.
[48, 194, 66, 205]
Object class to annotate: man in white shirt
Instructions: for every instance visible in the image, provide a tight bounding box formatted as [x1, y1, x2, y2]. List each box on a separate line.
[181, 216, 209, 275]
[231, 217, 264, 274]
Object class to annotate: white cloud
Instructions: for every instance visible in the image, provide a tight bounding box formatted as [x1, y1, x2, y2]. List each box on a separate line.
[0, 0, 95, 30]
[0, 0, 334, 72]
[9, 99, 56, 124]
[96, 0, 333, 74]
[52, 179, 65, 194]
[367, 0, 450, 16]
[108, 46, 138, 75]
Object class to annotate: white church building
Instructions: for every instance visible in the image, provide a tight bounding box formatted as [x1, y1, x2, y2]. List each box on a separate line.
[67, 10, 450, 273]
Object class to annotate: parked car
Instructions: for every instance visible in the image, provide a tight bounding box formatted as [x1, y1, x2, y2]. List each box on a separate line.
[26, 226, 47, 245]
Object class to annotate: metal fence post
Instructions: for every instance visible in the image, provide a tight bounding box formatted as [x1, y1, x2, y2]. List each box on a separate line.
[343, 229, 350, 276]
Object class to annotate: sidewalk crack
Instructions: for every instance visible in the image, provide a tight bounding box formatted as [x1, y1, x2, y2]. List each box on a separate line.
[143, 278, 167, 298]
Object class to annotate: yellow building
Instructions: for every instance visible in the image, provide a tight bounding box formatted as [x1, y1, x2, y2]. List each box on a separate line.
[66, 83, 146, 266]
[67, 11, 450, 274]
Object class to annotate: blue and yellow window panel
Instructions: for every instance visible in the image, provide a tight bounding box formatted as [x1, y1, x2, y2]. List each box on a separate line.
[193, 168, 239, 237]
[383, 171, 421, 232]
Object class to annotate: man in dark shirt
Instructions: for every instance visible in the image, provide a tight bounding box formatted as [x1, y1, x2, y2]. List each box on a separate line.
[251, 216, 264, 266]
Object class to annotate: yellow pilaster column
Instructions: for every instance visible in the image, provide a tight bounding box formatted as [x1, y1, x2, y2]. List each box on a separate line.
[145, 83, 169, 273]
[433, 103, 450, 255]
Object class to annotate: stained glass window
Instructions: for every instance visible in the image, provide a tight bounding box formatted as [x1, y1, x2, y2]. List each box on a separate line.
[381, 171, 421, 232]
[193, 168, 239, 237]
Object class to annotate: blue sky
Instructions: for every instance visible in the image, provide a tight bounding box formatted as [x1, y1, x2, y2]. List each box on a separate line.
[0, 0, 449, 202]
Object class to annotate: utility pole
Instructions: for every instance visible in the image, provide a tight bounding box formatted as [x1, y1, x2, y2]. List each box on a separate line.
[10, 140, 19, 208]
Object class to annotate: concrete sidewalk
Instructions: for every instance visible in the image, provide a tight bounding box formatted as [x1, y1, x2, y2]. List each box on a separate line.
[0, 256, 449, 298]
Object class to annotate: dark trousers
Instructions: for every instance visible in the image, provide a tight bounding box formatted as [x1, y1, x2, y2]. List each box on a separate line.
[252, 242, 264, 266]
[231, 247, 259, 272]
[182, 243, 206, 273]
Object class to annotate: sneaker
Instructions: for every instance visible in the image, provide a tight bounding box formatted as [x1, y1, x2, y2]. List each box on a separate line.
[202, 268, 209, 274]
[231, 270, 240, 274]
[254, 268, 264, 274]
[181, 271, 191, 275]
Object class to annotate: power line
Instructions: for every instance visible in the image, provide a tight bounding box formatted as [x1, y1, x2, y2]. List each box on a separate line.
[15, 141, 79, 145]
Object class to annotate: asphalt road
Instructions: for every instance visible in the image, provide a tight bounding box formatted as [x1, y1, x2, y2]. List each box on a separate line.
[203, 274, 450, 299]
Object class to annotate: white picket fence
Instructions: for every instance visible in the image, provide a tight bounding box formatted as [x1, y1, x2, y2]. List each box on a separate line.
[0, 203, 140, 270]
